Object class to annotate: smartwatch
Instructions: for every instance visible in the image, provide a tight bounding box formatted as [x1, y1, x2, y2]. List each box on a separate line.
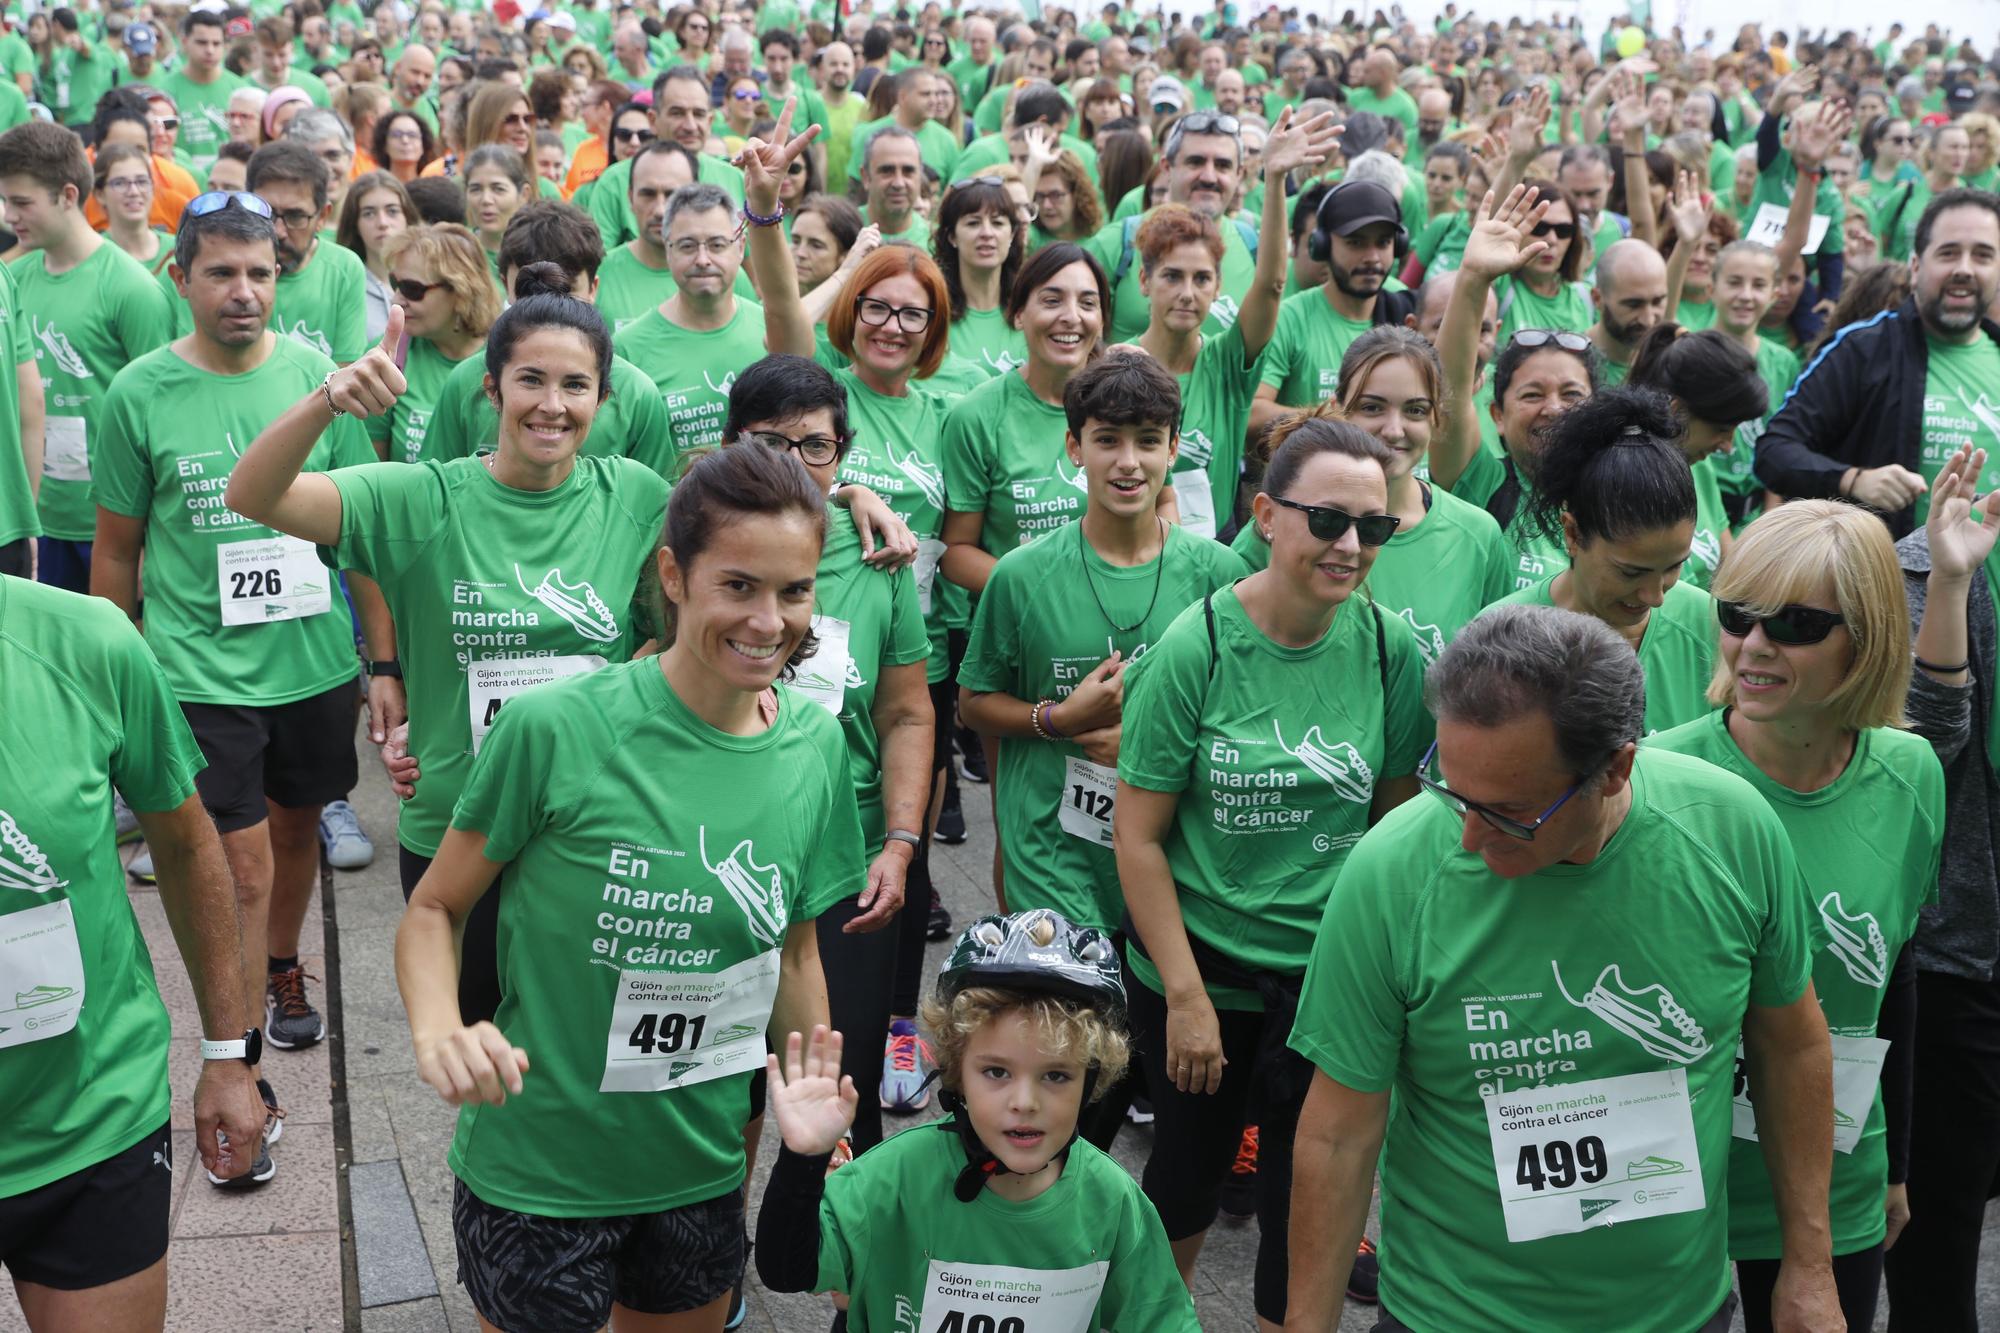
[201, 1028, 263, 1066]
[369, 659, 403, 679]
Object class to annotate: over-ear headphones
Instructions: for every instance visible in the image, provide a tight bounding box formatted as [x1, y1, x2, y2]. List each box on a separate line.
[1308, 178, 1410, 263]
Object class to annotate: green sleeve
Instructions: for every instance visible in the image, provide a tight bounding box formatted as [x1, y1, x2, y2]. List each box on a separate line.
[328, 460, 445, 585]
[1286, 808, 1417, 1091]
[1746, 800, 1817, 1010]
[1479, 518, 1514, 608]
[1115, 611, 1207, 794]
[90, 371, 152, 520]
[448, 680, 558, 862]
[939, 395, 991, 516]
[883, 566, 930, 667]
[1096, 1177, 1203, 1329]
[1257, 301, 1298, 391]
[1377, 608, 1433, 776]
[1413, 214, 1448, 265]
[8, 269, 28, 366]
[330, 260, 366, 364]
[791, 708, 867, 922]
[1078, 218, 1123, 276]
[816, 1163, 870, 1295]
[423, 368, 474, 463]
[955, 548, 1022, 694]
[105, 614, 205, 812]
[619, 365, 677, 478]
[113, 268, 175, 358]
[1441, 442, 1503, 507]
[586, 162, 634, 248]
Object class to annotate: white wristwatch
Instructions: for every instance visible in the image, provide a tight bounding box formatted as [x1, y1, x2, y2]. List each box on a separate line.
[201, 1028, 262, 1065]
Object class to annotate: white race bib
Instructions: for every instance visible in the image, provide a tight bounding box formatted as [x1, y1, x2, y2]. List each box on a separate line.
[1730, 1034, 1890, 1155]
[1746, 202, 1832, 256]
[1484, 1068, 1705, 1242]
[1173, 474, 1217, 540]
[600, 949, 778, 1093]
[467, 654, 604, 753]
[915, 538, 946, 617]
[43, 416, 88, 482]
[792, 615, 853, 716]
[0, 899, 85, 1050]
[215, 535, 334, 626]
[1056, 755, 1117, 848]
[919, 1259, 1109, 1333]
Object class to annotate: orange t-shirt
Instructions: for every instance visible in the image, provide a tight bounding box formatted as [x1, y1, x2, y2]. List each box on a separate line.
[563, 136, 609, 199]
[84, 152, 199, 234]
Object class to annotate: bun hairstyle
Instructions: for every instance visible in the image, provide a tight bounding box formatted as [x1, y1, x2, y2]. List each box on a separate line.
[1522, 387, 1696, 547]
[483, 260, 614, 403]
[1626, 321, 1768, 429]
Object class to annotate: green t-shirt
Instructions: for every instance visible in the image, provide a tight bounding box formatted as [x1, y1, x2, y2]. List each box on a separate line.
[445, 657, 862, 1216]
[596, 244, 681, 335]
[94, 339, 371, 705]
[1496, 274, 1595, 343]
[821, 92, 867, 187]
[0, 576, 205, 1195]
[1366, 481, 1514, 666]
[1082, 212, 1256, 345]
[1287, 747, 1816, 1332]
[13, 242, 176, 541]
[1117, 586, 1433, 1007]
[1650, 714, 1943, 1260]
[799, 517, 931, 844]
[1443, 447, 1571, 591]
[1748, 145, 1845, 258]
[328, 454, 668, 856]
[1683, 456, 1727, 591]
[614, 300, 768, 463]
[423, 350, 675, 478]
[0, 261, 36, 547]
[585, 153, 745, 249]
[1258, 286, 1373, 409]
[950, 131, 1098, 185]
[1171, 322, 1259, 539]
[1346, 84, 1419, 135]
[1677, 297, 1716, 331]
[157, 67, 244, 173]
[275, 241, 370, 365]
[944, 54, 994, 107]
[949, 305, 1027, 377]
[816, 1120, 1200, 1331]
[1499, 576, 1718, 735]
[858, 208, 931, 248]
[367, 336, 483, 464]
[941, 370, 1085, 556]
[845, 116, 961, 184]
[960, 519, 1244, 929]
[45, 41, 122, 125]
[1718, 338, 1801, 500]
[1413, 211, 1472, 275]
[1912, 334, 2000, 524]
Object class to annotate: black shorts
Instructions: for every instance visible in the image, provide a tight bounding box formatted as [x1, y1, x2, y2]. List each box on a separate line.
[452, 1179, 745, 1331]
[182, 680, 360, 833]
[0, 1121, 172, 1290]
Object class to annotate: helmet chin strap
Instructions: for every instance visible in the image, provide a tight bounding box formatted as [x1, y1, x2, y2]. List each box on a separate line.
[933, 1067, 1102, 1203]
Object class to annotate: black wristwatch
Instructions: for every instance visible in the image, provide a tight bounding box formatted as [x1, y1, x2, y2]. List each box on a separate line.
[369, 659, 403, 679]
[200, 1028, 263, 1067]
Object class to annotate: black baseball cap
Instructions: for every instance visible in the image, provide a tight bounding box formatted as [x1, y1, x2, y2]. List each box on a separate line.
[1319, 179, 1404, 238]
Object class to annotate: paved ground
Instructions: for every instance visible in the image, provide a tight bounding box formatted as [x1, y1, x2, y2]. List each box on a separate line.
[9, 726, 2000, 1332]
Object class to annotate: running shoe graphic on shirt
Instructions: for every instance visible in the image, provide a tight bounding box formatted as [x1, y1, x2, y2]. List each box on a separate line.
[514, 564, 620, 643]
[1273, 721, 1374, 804]
[279, 319, 334, 359]
[1689, 527, 1722, 576]
[1552, 960, 1711, 1064]
[702, 368, 739, 397]
[32, 317, 90, 379]
[701, 825, 787, 947]
[1818, 892, 1890, 989]
[1054, 453, 1091, 494]
[882, 438, 945, 513]
[1625, 1154, 1688, 1180]
[0, 810, 68, 894]
[1397, 607, 1447, 665]
[1957, 385, 2000, 441]
[12, 983, 75, 1009]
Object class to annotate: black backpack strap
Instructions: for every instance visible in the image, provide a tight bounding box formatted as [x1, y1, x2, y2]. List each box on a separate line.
[1371, 594, 1388, 700]
[1203, 588, 1219, 680]
[1486, 456, 1525, 531]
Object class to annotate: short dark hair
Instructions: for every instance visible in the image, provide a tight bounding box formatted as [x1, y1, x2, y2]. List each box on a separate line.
[182, 9, 227, 38]
[723, 353, 853, 453]
[760, 29, 800, 56]
[485, 261, 614, 403]
[215, 139, 256, 169]
[1522, 387, 1695, 546]
[405, 175, 466, 225]
[628, 139, 701, 191]
[1013, 81, 1069, 127]
[1626, 324, 1768, 430]
[175, 192, 278, 276]
[0, 121, 93, 200]
[1062, 348, 1181, 437]
[499, 199, 605, 285]
[1914, 186, 2000, 257]
[1262, 416, 1395, 499]
[247, 139, 333, 210]
[1004, 241, 1111, 332]
[92, 87, 153, 147]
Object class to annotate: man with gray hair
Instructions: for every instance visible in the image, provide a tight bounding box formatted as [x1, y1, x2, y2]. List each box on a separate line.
[844, 67, 960, 186]
[612, 182, 771, 460]
[859, 126, 927, 245]
[1285, 602, 1842, 1331]
[282, 107, 354, 222]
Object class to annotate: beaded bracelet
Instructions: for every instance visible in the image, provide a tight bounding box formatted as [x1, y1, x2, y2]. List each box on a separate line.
[743, 200, 786, 228]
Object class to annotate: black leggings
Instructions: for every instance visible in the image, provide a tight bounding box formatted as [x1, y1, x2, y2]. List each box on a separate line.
[399, 845, 503, 1027]
[815, 895, 899, 1152]
[1736, 1247, 1882, 1333]
[887, 656, 967, 1019]
[1127, 975, 1303, 1326]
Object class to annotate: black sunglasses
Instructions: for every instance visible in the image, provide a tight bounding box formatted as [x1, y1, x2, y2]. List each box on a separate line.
[1270, 496, 1400, 546]
[1715, 600, 1847, 645]
[614, 126, 655, 142]
[391, 276, 446, 301]
[1509, 328, 1592, 353]
[1531, 220, 1576, 239]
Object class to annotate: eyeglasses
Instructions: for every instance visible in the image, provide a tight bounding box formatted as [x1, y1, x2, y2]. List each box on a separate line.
[387, 126, 423, 142]
[614, 126, 656, 143]
[270, 205, 319, 230]
[1034, 187, 1071, 206]
[749, 429, 844, 465]
[1269, 496, 1400, 545]
[855, 297, 933, 332]
[670, 236, 740, 258]
[1415, 740, 1587, 841]
[391, 275, 445, 301]
[1509, 328, 1592, 353]
[1531, 220, 1576, 239]
[103, 175, 150, 193]
[1715, 600, 1847, 646]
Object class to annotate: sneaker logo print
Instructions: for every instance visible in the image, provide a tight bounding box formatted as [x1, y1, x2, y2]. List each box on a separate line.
[1553, 960, 1710, 1064]
[514, 564, 619, 643]
[33, 317, 90, 379]
[1625, 1154, 1687, 1180]
[883, 437, 945, 512]
[1818, 892, 1889, 989]
[1397, 606, 1447, 665]
[1690, 527, 1722, 573]
[700, 825, 787, 947]
[0, 810, 68, 894]
[1054, 452, 1091, 494]
[702, 368, 738, 397]
[1274, 721, 1373, 803]
[14, 983, 74, 1008]
[280, 319, 333, 358]
[1957, 385, 2000, 440]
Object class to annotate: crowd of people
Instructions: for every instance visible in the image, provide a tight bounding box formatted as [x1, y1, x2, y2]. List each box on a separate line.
[4, 0, 2000, 1330]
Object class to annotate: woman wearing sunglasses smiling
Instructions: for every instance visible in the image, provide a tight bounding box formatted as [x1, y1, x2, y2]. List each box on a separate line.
[1494, 388, 1718, 735]
[1494, 179, 1592, 342]
[1653, 499, 1942, 1333]
[1116, 418, 1430, 1329]
[369, 224, 500, 466]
